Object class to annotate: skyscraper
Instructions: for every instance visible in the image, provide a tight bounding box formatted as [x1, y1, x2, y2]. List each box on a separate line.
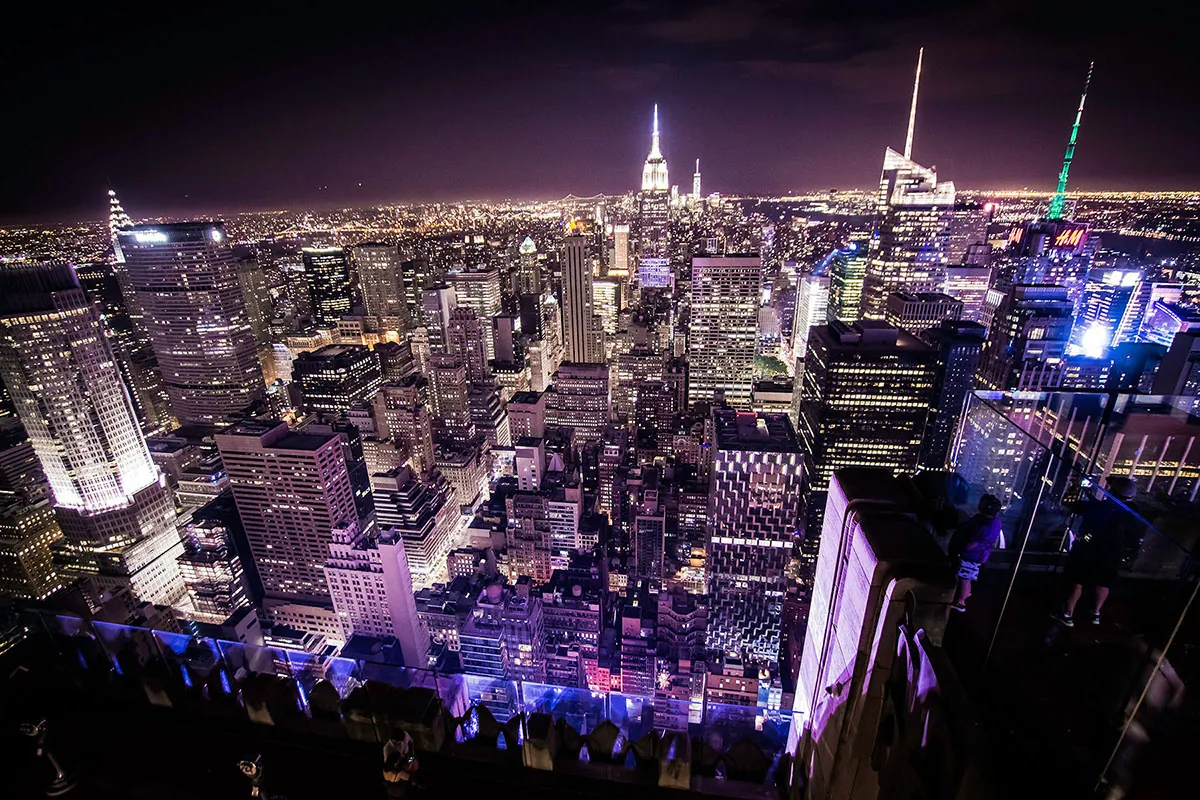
[446, 266, 502, 361]
[370, 465, 459, 590]
[826, 237, 871, 323]
[979, 285, 1075, 390]
[0, 263, 184, 605]
[943, 264, 992, 324]
[917, 320, 987, 470]
[518, 236, 541, 295]
[793, 273, 831, 362]
[302, 246, 355, 328]
[638, 106, 671, 290]
[799, 321, 938, 498]
[706, 410, 803, 664]
[688, 254, 762, 408]
[119, 223, 264, 425]
[324, 514, 432, 666]
[692, 158, 702, 202]
[292, 344, 384, 416]
[352, 243, 408, 332]
[859, 149, 957, 319]
[215, 420, 360, 607]
[545, 362, 610, 444]
[561, 232, 602, 363]
[858, 52, 987, 320]
[609, 224, 631, 278]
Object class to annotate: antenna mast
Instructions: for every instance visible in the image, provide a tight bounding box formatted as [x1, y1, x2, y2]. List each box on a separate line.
[1048, 61, 1094, 220]
[903, 47, 923, 159]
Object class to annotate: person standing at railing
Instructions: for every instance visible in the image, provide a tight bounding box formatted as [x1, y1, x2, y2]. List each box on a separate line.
[948, 494, 1004, 612]
[1054, 476, 1139, 628]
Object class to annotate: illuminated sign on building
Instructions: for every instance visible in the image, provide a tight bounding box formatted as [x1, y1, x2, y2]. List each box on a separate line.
[134, 230, 169, 244]
[638, 257, 671, 288]
[1006, 220, 1089, 257]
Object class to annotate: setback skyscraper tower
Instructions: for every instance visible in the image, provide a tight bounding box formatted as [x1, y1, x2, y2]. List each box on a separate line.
[0, 263, 185, 605]
[119, 223, 265, 425]
[638, 106, 671, 290]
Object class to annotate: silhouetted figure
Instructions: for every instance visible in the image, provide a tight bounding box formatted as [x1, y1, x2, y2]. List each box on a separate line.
[383, 727, 419, 798]
[948, 494, 1003, 612]
[1054, 476, 1139, 627]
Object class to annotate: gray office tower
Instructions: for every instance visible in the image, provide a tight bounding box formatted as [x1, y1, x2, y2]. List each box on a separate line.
[119, 223, 264, 424]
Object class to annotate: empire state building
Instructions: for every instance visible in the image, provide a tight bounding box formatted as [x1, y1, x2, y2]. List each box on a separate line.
[638, 105, 671, 289]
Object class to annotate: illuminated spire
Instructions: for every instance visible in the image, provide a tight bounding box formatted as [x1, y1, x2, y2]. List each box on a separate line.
[904, 47, 923, 160]
[650, 104, 661, 158]
[641, 105, 669, 192]
[1048, 61, 1094, 221]
[108, 188, 132, 264]
[692, 158, 701, 199]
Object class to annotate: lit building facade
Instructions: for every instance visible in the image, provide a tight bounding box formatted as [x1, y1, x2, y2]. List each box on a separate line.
[943, 264, 992, 324]
[215, 420, 360, 606]
[860, 150, 957, 320]
[799, 321, 938, 495]
[561, 233, 602, 363]
[293, 344, 383, 416]
[177, 517, 253, 623]
[706, 410, 803, 665]
[688, 255, 762, 408]
[884, 291, 963, 334]
[638, 106, 671, 290]
[0, 263, 184, 605]
[324, 519, 431, 666]
[446, 266, 502, 361]
[370, 466, 458, 589]
[460, 581, 547, 683]
[352, 243, 408, 332]
[979, 285, 1074, 391]
[119, 223, 264, 424]
[546, 362, 610, 444]
[302, 246, 355, 328]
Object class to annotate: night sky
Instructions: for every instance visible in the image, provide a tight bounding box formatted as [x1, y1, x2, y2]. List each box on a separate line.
[3, 1, 1198, 222]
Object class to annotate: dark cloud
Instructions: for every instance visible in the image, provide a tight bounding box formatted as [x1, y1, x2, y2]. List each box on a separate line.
[0, 0, 1197, 221]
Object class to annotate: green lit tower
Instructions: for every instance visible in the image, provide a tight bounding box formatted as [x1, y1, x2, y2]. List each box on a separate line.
[1047, 62, 1094, 221]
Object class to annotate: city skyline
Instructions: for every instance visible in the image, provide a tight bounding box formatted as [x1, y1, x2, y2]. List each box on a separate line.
[1, 7, 1199, 797]
[3, 2, 1199, 221]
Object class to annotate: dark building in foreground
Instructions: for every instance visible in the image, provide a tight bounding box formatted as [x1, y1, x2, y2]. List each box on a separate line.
[918, 319, 987, 470]
[293, 344, 383, 415]
[799, 320, 937, 531]
[303, 246, 355, 328]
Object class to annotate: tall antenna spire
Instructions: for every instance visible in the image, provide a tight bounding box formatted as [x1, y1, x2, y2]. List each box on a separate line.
[903, 47, 923, 160]
[108, 188, 132, 264]
[650, 104, 661, 158]
[1048, 61, 1094, 221]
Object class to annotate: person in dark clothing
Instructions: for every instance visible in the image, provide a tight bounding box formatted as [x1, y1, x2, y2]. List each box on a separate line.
[948, 494, 1004, 612]
[1054, 476, 1139, 627]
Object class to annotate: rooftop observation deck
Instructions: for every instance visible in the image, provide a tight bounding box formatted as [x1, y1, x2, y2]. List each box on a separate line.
[938, 390, 1200, 797]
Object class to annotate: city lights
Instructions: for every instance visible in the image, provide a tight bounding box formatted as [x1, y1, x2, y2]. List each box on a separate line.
[0, 17, 1198, 799]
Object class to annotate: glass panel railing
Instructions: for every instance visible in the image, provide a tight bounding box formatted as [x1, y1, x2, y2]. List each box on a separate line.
[520, 682, 607, 734]
[946, 390, 1198, 796]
